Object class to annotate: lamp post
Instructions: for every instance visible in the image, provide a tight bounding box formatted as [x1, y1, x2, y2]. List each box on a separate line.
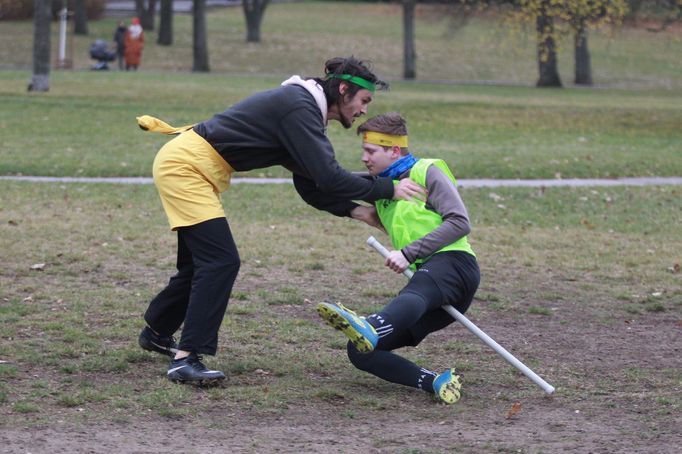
[55, 3, 73, 69]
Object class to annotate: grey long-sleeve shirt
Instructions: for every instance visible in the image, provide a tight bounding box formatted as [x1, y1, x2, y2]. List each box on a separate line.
[399, 165, 471, 263]
[193, 84, 394, 205]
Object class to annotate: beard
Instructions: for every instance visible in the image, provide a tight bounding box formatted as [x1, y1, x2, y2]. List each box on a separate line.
[339, 110, 354, 129]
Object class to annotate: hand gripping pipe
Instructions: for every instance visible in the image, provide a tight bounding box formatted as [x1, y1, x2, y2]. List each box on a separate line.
[366, 236, 555, 395]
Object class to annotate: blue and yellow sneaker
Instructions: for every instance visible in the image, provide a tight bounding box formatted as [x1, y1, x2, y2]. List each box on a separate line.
[317, 302, 378, 353]
[433, 368, 462, 404]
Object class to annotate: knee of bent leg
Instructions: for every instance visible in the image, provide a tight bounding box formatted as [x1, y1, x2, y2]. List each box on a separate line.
[224, 254, 241, 276]
[346, 342, 374, 372]
[209, 250, 241, 277]
[228, 252, 241, 274]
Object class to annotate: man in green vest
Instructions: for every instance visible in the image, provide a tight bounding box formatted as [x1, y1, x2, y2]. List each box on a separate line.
[317, 112, 480, 404]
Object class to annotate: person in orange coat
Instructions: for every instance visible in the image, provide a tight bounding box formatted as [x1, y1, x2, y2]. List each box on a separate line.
[124, 17, 144, 71]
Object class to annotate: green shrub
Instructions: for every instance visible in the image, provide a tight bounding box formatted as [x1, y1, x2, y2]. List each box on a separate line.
[0, 0, 105, 21]
[0, 0, 33, 20]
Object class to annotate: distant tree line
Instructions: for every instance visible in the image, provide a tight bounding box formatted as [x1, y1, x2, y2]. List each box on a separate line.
[319, 0, 679, 86]
[27, 0, 682, 91]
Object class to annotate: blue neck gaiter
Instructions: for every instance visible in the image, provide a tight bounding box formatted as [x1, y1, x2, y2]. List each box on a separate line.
[379, 154, 417, 179]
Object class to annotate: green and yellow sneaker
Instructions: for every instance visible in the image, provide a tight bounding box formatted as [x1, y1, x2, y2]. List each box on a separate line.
[433, 368, 462, 404]
[317, 302, 378, 353]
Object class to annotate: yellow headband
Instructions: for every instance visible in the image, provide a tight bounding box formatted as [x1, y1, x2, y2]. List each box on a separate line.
[363, 131, 408, 148]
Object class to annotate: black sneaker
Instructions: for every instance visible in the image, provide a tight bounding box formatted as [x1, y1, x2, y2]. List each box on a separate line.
[167, 353, 226, 385]
[138, 326, 178, 358]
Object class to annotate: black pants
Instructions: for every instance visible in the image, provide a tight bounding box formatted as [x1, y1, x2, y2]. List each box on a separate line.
[143, 217, 240, 355]
[347, 251, 480, 391]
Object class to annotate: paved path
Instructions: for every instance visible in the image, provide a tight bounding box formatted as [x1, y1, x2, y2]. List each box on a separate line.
[105, 1, 298, 16]
[105, 0, 240, 15]
[2, 176, 681, 187]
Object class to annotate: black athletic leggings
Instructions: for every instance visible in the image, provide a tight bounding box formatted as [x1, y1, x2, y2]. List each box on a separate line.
[143, 217, 240, 355]
[347, 251, 480, 391]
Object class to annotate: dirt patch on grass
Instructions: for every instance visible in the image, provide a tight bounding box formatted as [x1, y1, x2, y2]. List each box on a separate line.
[0, 388, 677, 454]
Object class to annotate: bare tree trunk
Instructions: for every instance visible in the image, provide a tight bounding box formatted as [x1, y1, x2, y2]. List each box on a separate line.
[29, 0, 52, 92]
[574, 20, 593, 86]
[536, 12, 562, 87]
[135, 0, 157, 31]
[243, 0, 270, 43]
[403, 0, 416, 79]
[158, 0, 173, 45]
[73, 0, 88, 35]
[193, 0, 209, 72]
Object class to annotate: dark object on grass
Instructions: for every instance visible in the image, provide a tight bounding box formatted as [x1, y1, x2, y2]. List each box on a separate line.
[89, 39, 116, 70]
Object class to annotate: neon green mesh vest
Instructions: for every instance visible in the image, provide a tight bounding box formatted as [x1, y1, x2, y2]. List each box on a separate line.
[375, 158, 475, 266]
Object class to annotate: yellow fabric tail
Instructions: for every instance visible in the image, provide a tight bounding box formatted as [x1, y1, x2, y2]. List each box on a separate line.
[137, 115, 195, 135]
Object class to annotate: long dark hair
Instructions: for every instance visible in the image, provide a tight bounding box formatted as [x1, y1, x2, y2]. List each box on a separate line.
[312, 56, 389, 106]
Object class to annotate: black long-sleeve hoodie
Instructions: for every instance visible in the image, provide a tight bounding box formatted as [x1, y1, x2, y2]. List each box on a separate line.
[193, 82, 393, 216]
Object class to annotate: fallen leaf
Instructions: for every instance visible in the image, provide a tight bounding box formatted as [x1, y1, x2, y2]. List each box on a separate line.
[506, 402, 522, 419]
[580, 218, 594, 229]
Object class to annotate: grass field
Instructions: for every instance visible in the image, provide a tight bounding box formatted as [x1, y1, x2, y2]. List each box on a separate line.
[1, 2, 681, 452]
[1, 70, 681, 179]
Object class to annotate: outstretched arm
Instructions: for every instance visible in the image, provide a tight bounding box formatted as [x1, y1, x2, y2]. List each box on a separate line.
[292, 173, 360, 217]
[278, 107, 395, 202]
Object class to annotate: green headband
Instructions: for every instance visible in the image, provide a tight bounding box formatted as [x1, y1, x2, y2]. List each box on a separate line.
[328, 74, 376, 93]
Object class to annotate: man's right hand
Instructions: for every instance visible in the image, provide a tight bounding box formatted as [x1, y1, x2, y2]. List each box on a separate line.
[393, 178, 427, 203]
[385, 250, 410, 274]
